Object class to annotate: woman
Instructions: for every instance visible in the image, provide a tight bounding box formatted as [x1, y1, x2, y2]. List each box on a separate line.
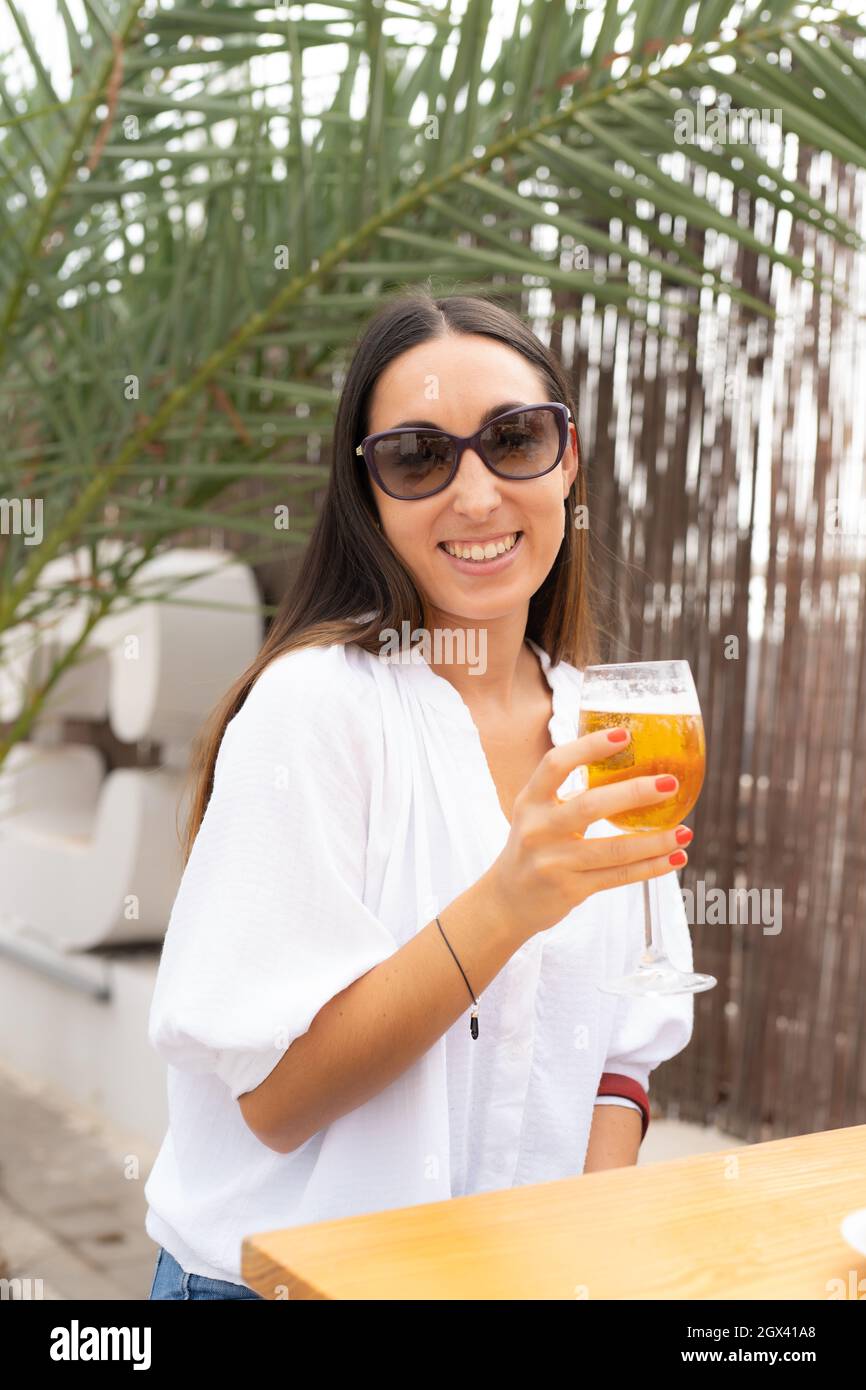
[145, 289, 695, 1300]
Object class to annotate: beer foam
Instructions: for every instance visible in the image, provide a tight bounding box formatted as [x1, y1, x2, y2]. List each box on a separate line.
[580, 692, 700, 715]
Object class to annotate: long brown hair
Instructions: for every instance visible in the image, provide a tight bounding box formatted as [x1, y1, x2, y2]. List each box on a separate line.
[179, 287, 601, 863]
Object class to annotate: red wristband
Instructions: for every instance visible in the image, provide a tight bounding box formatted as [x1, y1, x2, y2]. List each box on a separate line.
[596, 1071, 651, 1140]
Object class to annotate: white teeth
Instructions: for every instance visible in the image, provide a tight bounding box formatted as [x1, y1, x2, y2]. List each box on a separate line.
[442, 532, 519, 560]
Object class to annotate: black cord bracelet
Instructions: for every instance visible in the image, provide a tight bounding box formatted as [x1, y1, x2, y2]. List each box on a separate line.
[436, 913, 480, 1038]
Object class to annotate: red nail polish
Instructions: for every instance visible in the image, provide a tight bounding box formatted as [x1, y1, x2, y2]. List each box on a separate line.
[607, 728, 629, 743]
[656, 775, 677, 792]
[669, 850, 687, 867]
[675, 827, 693, 845]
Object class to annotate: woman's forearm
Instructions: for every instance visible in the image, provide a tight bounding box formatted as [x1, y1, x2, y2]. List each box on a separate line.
[583, 1103, 642, 1172]
[238, 863, 530, 1153]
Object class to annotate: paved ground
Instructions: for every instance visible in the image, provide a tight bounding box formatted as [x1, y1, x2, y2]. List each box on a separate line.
[0, 1057, 744, 1300]
[0, 1061, 160, 1300]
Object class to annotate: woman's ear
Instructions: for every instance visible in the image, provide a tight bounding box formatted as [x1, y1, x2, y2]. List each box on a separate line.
[563, 424, 580, 496]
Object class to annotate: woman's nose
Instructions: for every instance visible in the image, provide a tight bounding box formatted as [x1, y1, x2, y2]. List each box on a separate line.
[448, 449, 503, 509]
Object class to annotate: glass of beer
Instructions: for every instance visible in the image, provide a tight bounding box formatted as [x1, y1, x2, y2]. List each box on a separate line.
[577, 660, 716, 996]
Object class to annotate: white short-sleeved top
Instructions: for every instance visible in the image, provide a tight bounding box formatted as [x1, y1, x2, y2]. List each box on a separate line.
[144, 635, 694, 1284]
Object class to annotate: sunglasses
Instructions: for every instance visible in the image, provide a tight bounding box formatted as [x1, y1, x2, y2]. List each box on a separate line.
[355, 402, 573, 501]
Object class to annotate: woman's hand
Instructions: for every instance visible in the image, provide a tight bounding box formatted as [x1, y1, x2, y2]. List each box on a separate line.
[490, 728, 691, 939]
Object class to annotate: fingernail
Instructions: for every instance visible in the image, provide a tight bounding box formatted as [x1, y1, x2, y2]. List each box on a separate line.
[669, 850, 687, 867]
[607, 728, 629, 743]
[675, 826, 693, 845]
[656, 775, 677, 792]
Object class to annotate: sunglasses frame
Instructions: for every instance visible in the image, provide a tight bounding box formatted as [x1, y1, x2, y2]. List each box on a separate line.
[355, 401, 574, 501]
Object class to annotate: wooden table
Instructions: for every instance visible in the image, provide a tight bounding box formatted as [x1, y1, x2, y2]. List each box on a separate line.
[242, 1124, 866, 1299]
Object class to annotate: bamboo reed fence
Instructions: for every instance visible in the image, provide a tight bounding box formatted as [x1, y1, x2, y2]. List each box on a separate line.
[558, 150, 866, 1139]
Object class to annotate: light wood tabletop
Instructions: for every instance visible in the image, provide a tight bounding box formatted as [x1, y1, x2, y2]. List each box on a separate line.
[241, 1123, 866, 1300]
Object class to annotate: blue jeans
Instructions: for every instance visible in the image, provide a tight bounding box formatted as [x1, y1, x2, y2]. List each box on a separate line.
[148, 1244, 265, 1300]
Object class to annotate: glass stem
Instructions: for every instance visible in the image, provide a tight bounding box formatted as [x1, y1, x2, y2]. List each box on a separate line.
[641, 878, 665, 967]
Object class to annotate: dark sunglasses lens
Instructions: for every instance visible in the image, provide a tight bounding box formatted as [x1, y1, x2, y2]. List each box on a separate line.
[372, 431, 455, 498]
[481, 407, 561, 477]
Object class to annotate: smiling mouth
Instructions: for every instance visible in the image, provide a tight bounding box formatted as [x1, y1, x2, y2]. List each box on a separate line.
[437, 530, 523, 561]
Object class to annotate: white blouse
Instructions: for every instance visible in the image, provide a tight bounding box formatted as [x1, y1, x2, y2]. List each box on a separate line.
[144, 635, 694, 1284]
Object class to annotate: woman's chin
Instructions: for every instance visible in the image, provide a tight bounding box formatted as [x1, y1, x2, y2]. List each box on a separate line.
[425, 587, 529, 625]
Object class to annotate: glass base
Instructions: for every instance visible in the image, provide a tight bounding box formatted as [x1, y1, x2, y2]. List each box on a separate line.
[598, 960, 717, 996]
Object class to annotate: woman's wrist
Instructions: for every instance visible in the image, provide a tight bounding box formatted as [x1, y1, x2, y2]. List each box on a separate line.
[460, 860, 535, 953]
